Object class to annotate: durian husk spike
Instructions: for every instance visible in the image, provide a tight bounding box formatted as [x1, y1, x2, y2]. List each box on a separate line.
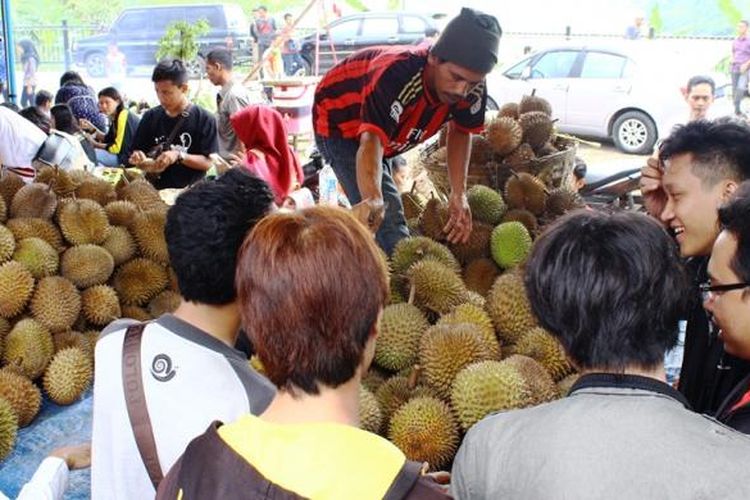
[508, 170, 551, 196]
[408, 283, 416, 305]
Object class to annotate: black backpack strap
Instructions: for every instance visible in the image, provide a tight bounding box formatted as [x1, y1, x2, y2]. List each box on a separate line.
[383, 460, 426, 500]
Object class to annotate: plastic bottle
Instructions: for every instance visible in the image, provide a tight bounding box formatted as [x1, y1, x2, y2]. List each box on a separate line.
[318, 164, 339, 206]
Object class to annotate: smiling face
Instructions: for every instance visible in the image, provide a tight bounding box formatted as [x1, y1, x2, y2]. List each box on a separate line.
[705, 230, 750, 360]
[426, 54, 485, 105]
[660, 153, 735, 257]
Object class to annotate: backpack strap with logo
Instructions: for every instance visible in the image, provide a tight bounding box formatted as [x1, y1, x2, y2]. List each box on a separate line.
[122, 322, 164, 489]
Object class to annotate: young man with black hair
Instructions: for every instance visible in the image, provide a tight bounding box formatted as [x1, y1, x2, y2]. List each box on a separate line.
[451, 210, 750, 499]
[91, 169, 276, 499]
[205, 48, 255, 159]
[705, 181, 750, 433]
[129, 59, 218, 189]
[640, 119, 750, 413]
[313, 8, 501, 254]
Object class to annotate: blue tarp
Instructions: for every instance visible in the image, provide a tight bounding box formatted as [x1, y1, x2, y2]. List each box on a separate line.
[0, 391, 92, 500]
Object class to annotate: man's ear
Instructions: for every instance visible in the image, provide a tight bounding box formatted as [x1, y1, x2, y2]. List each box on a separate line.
[722, 180, 739, 201]
[179, 83, 189, 94]
[680, 86, 688, 99]
[427, 53, 439, 67]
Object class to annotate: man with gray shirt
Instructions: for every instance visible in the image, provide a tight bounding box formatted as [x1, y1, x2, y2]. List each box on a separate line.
[91, 169, 276, 499]
[206, 49, 254, 159]
[451, 210, 750, 500]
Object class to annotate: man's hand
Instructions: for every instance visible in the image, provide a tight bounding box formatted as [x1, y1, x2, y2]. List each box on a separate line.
[639, 156, 666, 218]
[444, 191, 472, 244]
[154, 150, 180, 172]
[351, 198, 385, 234]
[129, 150, 147, 166]
[50, 443, 91, 470]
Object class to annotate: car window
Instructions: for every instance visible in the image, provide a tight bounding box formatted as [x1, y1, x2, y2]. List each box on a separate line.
[361, 17, 399, 37]
[504, 57, 532, 79]
[329, 19, 360, 39]
[401, 15, 427, 34]
[114, 12, 143, 33]
[152, 12, 180, 33]
[530, 51, 578, 79]
[580, 52, 627, 78]
[188, 7, 224, 29]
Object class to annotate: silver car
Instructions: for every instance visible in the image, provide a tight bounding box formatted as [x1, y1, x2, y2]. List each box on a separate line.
[486, 44, 731, 154]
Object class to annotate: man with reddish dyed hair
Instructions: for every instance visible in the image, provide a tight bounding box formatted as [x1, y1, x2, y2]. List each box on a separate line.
[157, 207, 450, 499]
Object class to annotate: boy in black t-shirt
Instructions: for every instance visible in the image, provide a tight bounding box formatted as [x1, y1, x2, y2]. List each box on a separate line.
[129, 59, 217, 189]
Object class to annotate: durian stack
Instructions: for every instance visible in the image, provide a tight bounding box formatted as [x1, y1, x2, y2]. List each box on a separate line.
[0, 168, 181, 462]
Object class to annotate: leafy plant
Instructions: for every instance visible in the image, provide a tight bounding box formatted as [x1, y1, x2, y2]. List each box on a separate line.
[155, 19, 210, 63]
[717, 0, 742, 26]
[649, 4, 664, 34]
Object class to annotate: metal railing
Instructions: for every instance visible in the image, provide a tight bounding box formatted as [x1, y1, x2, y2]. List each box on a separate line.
[14, 22, 105, 68]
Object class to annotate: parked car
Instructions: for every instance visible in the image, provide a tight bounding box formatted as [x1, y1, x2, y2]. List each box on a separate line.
[297, 11, 439, 76]
[73, 3, 251, 78]
[485, 44, 732, 154]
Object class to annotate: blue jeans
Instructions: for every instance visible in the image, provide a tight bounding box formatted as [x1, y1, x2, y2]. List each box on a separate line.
[95, 148, 119, 167]
[732, 71, 748, 115]
[315, 134, 409, 255]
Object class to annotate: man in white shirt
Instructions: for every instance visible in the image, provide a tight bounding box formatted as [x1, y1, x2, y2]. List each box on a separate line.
[91, 168, 276, 499]
[0, 105, 46, 180]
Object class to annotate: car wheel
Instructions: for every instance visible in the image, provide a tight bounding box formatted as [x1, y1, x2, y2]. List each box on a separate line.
[186, 56, 206, 79]
[85, 52, 106, 78]
[486, 95, 499, 111]
[612, 111, 657, 155]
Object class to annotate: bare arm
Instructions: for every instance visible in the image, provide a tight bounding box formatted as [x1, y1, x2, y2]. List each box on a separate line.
[350, 131, 386, 232]
[444, 124, 473, 244]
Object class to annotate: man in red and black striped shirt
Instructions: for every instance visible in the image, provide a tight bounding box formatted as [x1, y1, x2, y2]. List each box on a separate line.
[313, 8, 501, 254]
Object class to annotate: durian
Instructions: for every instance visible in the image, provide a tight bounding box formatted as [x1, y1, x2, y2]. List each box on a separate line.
[463, 258, 499, 297]
[358, 387, 382, 434]
[0, 172, 25, 208]
[490, 221, 532, 269]
[519, 111, 554, 152]
[6, 218, 65, 252]
[0, 261, 34, 318]
[497, 102, 520, 120]
[408, 259, 468, 315]
[147, 290, 182, 318]
[117, 179, 165, 211]
[375, 374, 434, 428]
[486, 271, 538, 345]
[57, 199, 111, 246]
[43, 347, 93, 405]
[121, 305, 152, 322]
[388, 396, 458, 470]
[75, 177, 117, 206]
[467, 185, 506, 226]
[419, 198, 449, 242]
[0, 224, 15, 263]
[391, 236, 461, 276]
[502, 208, 539, 235]
[81, 285, 121, 326]
[3, 318, 54, 380]
[131, 208, 169, 265]
[105, 200, 139, 226]
[449, 222, 492, 265]
[13, 237, 58, 278]
[60, 245, 115, 288]
[0, 369, 41, 427]
[469, 135, 494, 165]
[0, 396, 18, 461]
[437, 303, 500, 359]
[485, 116, 523, 156]
[513, 327, 574, 381]
[502, 354, 559, 404]
[113, 258, 169, 306]
[546, 188, 583, 216]
[30, 277, 82, 332]
[503, 143, 536, 170]
[504, 173, 547, 215]
[519, 92, 552, 117]
[102, 226, 137, 266]
[10, 183, 57, 219]
[375, 303, 429, 372]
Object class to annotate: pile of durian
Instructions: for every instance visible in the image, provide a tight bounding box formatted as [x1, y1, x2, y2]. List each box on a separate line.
[0, 168, 180, 462]
[353, 98, 585, 472]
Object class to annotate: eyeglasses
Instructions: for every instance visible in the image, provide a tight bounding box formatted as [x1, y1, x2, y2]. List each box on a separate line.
[699, 281, 750, 301]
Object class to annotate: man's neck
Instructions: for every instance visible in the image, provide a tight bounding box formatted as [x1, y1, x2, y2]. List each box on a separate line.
[172, 300, 240, 347]
[164, 98, 189, 118]
[260, 376, 361, 427]
[583, 364, 667, 383]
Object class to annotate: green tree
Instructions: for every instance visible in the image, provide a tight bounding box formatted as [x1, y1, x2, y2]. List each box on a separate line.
[717, 0, 742, 25]
[649, 3, 664, 34]
[156, 19, 210, 62]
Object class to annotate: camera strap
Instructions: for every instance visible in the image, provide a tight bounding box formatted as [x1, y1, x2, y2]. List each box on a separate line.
[162, 104, 192, 152]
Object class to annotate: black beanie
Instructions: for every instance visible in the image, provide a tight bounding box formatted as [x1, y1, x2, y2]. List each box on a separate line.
[431, 8, 502, 74]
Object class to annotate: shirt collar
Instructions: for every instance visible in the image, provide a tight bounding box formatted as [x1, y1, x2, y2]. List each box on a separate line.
[569, 372, 692, 410]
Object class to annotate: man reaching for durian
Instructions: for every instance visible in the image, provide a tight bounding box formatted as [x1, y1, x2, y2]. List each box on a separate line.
[312, 8, 502, 254]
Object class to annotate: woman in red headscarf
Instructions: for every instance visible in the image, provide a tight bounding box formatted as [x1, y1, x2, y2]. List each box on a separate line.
[229, 105, 304, 203]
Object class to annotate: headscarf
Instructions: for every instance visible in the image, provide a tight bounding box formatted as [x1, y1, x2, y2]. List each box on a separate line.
[230, 105, 304, 203]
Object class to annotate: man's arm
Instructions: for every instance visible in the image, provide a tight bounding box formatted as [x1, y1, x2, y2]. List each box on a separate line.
[444, 124, 473, 244]
[351, 131, 386, 232]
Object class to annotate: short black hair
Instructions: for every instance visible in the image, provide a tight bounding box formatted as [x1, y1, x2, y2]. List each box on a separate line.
[165, 169, 275, 305]
[19, 106, 51, 133]
[525, 210, 688, 371]
[719, 181, 750, 284]
[59, 71, 84, 87]
[50, 103, 80, 134]
[686, 75, 715, 94]
[35, 90, 53, 108]
[659, 119, 750, 187]
[206, 48, 233, 70]
[573, 156, 587, 181]
[257, 5, 267, 12]
[284, 13, 293, 20]
[152, 59, 188, 86]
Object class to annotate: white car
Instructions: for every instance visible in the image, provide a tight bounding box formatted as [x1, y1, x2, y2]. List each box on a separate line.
[486, 44, 732, 154]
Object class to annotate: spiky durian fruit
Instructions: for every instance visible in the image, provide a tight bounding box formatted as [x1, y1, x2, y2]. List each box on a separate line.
[451, 360, 533, 431]
[0, 225, 14, 263]
[60, 245, 115, 288]
[81, 285, 121, 326]
[391, 236, 460, 276]
[147, 290, 182, 318]
[113, 258, 169, 306]
[503, 143, 536, 170]
[102, 226, 137, 266]
[408, 259, 468, 315]
[35, 166, 80, 196]
[469, 135, 494, 165]
[58, 199, 111, 246]
[375, 375, 434, 429]
[53, 331, 88, 354]
[519, 111, 554, 152]
[0, 195, 7, 223]
[546, 188, 583, 216]
[502, 354, 560, 404]
[6, 218, 65, 252]
[0, 171, 25, 208]
[0, 261, 34, 318]
[513, 327, 574, 381]
[537, 142, 559, 157]
[485, 116, 523, 157]
[117, 179, 165, 211]
[358, 387, 383, 434]
[0, 369, 41, 427]
[0, 317, 10, 358]
[0, 396, 18, 461]
[467, 185, 506, 226]
[519, 92, 552, 117]
[30, 277, 82, 333]
[121, 305, 152, 322]
[13, 237, 59, 278]
[463, 258, 499, 297]
[419, 198, 449, 242]
[388, 396, 459, 470]
[375, 303, 429, 372]
[437, 303, 500, 358]
[497, 102, 520, 120]
[490, 221, 532, 269]
[3, 318, 54, 380]
[486, 271, 537, 345]
[449, 222, 492, 265]
[557, 373, 580, 396]
[504, 172, 547, 216]
[75, 177, 117, 206]
[419, 324, 495, 400]
[130, 208, 169, 265]
[10, 183, 57, 220]
[105, 200, 139, 227]
[43, 347, 93, 405]
[501, 208, 538, 235]
[401, 191, 425, 221]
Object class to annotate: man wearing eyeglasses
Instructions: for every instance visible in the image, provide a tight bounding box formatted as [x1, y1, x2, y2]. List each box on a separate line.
[704, 181, 750, 432]
[640, 119, 750, 414]
[313, 8, 501, 254]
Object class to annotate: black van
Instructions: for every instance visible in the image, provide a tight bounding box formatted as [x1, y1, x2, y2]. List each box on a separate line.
[72, 3, 251, 78]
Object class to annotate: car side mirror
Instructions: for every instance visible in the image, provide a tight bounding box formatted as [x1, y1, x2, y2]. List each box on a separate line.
[521, 66, 532, 80]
